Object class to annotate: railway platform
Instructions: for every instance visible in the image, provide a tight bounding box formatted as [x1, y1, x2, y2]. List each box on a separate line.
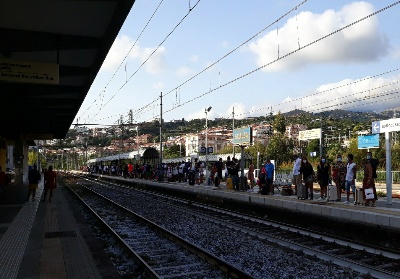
[0, 179, 120, 279]
[1, 171, 400, 278]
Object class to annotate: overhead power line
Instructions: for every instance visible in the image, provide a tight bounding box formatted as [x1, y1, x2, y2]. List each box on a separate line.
[101, 0, 310, 126]
[78, 0, 165, 121]
[87, 0, 203, 123]
[153, 1, 400, 121]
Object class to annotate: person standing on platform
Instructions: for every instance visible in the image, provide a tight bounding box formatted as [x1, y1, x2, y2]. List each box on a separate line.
[343, 154, 357, 205]
[332, 154, 346, 201]
[247, 160, 255, 191]
[361, 159, 375, 207]
[42, 166, 57, 203]
[300, 156, 315, 200]
[215, 158, 224, 184]
[265, 158, 274, 195]
[366, 151, 379, 204]
[231, 157, 240, 191]
[317, 156, 331, 201]
[28, 165, 41, 201]
[292, 154, 302, 195]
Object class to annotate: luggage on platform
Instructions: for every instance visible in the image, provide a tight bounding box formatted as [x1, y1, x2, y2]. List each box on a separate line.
[188, 171, 195, 185]
[297, 184, 307, 200]
[260, 185, 269, 195]
[226, 177, 233, 189]
[355, 188, 365, 205]
[327, 185, 338, 201]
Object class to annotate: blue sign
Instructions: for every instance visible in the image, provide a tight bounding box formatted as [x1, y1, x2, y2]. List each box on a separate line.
[372, 121, 380, 134]
[358, 134, 379, 149]
[233, 127, 252, 145]
[200, 147, 214, 154]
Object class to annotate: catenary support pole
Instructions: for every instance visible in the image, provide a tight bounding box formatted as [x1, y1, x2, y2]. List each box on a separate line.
[385, 131, 392, 205]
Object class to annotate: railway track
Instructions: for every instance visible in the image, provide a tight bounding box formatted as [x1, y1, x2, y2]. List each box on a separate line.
[67, 177, 254, 279]
[65, 173, 400, 278]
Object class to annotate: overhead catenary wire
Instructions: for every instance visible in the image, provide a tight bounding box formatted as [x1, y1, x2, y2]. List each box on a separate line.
[87, 0, 202, 123]
[146, 1, 400, 122]
[214, 69, 400, 121]
[162, 0, 310, 99]
[82, 1, 400, 127]
[110, 0, 311, 125]
[78, 0, 165, 121]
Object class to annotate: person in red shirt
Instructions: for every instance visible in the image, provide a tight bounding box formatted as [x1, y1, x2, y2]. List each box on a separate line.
[42, 166, 57, 203]
[128, 162, 134, 178]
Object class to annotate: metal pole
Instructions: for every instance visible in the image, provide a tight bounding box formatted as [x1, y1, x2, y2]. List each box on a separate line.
[240, 146, 245, 189]
[206, 110, 208, 177]
[319, 119, 323, 156]
[159, 92, 163, 164]
[137, 126, 139, 159]
[385, 131, 392, 205]
[232, 107, 235, 157]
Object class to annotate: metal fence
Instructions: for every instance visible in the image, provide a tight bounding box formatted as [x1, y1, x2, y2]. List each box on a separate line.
[356, 171, 400, 184]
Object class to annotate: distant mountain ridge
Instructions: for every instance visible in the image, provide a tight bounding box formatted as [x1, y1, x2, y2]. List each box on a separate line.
[281, 109, 395, 122]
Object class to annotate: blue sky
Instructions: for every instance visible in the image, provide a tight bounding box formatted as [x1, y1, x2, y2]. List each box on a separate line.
[74, 0, 400, 127]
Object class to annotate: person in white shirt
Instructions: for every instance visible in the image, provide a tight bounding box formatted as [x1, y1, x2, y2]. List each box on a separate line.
[292, 154, 302, 195]
[344, 154, 357, 205]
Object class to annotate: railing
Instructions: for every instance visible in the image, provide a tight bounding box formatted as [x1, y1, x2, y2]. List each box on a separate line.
[356, 170, 400, 184]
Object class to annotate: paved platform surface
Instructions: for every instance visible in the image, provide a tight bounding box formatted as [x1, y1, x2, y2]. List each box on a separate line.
[0, 179, 120, 279]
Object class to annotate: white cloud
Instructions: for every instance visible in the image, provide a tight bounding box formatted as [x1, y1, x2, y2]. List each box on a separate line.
[276, 74, 400, 113]
[176, 66, 193, 77]
[100, 34, 167, 74]
[221, 41, 230, 49]
[248, 2, 389, 72]
[186, 108, 215, 121]
[190, 55, 199, 63]
[153, 82, 164, 90]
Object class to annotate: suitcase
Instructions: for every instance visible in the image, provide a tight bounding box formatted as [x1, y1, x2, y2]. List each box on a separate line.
[188, 171, 195, 185]
[355, 188, 365, 205]
[327, 185, 338, 201]
[226, 177, 233, 189]
[297, 184, 307, 199]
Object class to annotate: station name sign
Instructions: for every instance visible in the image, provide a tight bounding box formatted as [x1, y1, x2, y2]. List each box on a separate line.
[233, 127, 252, 146]
[0, 58, 59, 85]
[299, 128, 321, 141]
[372, 118, 400, 134]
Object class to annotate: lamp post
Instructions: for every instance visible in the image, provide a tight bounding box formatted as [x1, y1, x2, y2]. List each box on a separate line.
[205, 106, 212, 178]
[136, 125, 139, 160]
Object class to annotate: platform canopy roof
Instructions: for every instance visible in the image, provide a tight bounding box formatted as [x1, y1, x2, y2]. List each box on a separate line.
[0, 0, 135, 142]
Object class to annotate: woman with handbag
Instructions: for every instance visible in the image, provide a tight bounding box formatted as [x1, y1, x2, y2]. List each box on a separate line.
[362, 159, 376, 207]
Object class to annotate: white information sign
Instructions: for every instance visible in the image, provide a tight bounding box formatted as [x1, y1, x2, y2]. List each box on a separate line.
[299, 128, 321, 141]
[372, 118, 400, 134]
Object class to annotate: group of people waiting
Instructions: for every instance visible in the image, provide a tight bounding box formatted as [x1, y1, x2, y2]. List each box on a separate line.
[291, 151, 378, 206]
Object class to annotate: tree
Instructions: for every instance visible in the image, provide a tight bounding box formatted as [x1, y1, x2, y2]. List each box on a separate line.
[163, 144, 185, 159]
[217, 144, 240, 155]
[265, 133, 294, 168]
[246, 142, 268, 168]
[273, 111, 286, 134]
